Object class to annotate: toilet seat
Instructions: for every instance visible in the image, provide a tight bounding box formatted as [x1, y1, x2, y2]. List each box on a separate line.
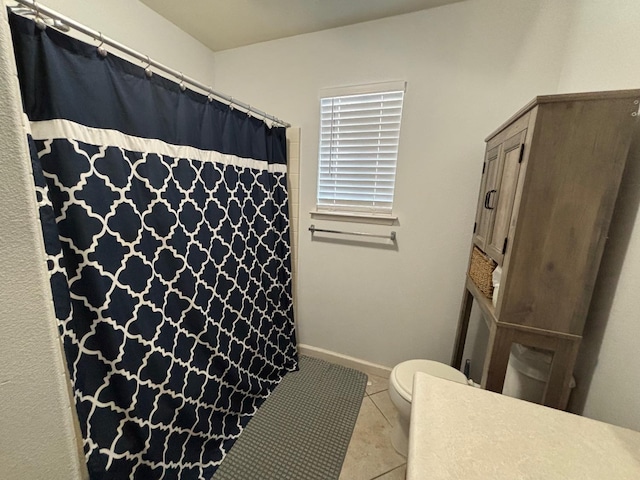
[391, 359, 468, 402]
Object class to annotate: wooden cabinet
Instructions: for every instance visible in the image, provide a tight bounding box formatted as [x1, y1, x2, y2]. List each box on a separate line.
[474, 128, 527, 263]
[452, 90, 640, 409]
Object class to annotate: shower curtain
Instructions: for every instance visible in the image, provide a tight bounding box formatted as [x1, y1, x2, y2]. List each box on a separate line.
[10, 12, 297, 480]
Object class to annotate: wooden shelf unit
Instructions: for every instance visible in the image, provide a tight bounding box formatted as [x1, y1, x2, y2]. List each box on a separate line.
[452, 89, 640, 410]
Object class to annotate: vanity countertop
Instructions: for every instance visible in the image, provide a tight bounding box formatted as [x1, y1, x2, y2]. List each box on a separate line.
[407, 372, 640, 480]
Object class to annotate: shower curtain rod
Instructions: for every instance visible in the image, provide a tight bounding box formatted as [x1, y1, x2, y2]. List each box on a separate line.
[10, 0, 291, 128]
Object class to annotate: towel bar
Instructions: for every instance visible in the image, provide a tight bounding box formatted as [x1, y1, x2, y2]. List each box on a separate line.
[309, 224, 396, 241]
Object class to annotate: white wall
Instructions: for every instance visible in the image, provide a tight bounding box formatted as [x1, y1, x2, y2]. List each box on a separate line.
[3, 4, 638, 479]
[214, 0, 575, 367]
[36, 0, 216, 83]
[0, 1, 218, 477]
[215, 0, 640, 431]
[0, 3, 85, 477]
[555, 0, 640, 431]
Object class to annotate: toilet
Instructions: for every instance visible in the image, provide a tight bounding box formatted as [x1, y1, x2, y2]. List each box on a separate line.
[388, 359, 468, 456]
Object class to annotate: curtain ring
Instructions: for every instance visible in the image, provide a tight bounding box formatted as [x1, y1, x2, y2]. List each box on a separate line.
[229, 97, 235, 110]
[144, 55, 153, 78]
[97, 32, 107, 57]
[33, 1, 46, 30]
[207, 88, 214, 103]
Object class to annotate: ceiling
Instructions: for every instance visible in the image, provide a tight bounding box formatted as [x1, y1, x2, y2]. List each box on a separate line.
[140, 0, 464, 52]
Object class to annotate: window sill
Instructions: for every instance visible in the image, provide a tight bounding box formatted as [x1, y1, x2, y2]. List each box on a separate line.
[310, 210, 398, 225]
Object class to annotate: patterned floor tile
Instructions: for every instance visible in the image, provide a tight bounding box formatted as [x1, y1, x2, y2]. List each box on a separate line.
[369, 391, 400, 428]
[373, 464, 406, 479]
[339, 397, 406, 480]
[366, 374, 390, 396]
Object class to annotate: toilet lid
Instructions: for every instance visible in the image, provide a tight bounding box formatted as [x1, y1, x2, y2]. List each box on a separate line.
[392, 360, 467, 401]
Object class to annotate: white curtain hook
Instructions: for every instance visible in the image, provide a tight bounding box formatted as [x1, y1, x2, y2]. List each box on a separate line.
[179, 72, 186, 92]
[229, 97, 235, 110]
[97, 32, 107, 57]
[33, 1, 46, 30]
[144, 55, 153, 78]
[207, 88, 214, 103]
[247, 105, 252, 117]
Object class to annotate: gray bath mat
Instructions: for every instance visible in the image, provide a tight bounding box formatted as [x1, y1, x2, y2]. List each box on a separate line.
[212, 355, 368, 480]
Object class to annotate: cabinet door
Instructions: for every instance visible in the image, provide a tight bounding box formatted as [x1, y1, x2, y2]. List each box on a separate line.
[473, 146, 501, 251]
[485, 130, 526, 263]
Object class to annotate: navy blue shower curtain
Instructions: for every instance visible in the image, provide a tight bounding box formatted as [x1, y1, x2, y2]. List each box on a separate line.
[10, 12, 297, 480]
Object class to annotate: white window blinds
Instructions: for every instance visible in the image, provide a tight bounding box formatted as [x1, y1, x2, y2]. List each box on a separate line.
[317, 85, 405, 214]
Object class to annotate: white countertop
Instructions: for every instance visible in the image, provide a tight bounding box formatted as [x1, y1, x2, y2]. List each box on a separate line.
[407, 372, 640, 480]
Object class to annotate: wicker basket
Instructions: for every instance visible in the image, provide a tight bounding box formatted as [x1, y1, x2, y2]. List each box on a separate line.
[469, 247, 496, 298]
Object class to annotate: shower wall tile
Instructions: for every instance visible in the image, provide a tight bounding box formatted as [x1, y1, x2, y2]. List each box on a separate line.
[287, 127, 300, 143]
[286, 128, 301, 319]
[289, 187, 299, 207]
[288, 150, 300, 174]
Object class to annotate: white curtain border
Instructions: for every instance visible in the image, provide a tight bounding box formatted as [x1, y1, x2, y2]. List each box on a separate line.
[28, 118, 287, 173]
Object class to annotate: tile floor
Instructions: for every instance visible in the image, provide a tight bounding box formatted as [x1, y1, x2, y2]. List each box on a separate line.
[339, 372, 407, 480]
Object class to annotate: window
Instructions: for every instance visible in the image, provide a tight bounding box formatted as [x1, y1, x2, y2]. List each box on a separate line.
[316, 81, 405, 218]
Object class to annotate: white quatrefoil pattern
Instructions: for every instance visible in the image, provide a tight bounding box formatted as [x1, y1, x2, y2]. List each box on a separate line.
[29, 132, 297, 480]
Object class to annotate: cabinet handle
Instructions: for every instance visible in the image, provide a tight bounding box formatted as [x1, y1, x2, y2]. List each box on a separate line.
[484, 189, 497, 210]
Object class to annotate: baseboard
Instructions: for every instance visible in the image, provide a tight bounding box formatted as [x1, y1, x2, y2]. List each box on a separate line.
[298, 344, 392, 379]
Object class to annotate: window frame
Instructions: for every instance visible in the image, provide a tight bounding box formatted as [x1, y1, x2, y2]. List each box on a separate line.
[313, 81, 406, 223]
